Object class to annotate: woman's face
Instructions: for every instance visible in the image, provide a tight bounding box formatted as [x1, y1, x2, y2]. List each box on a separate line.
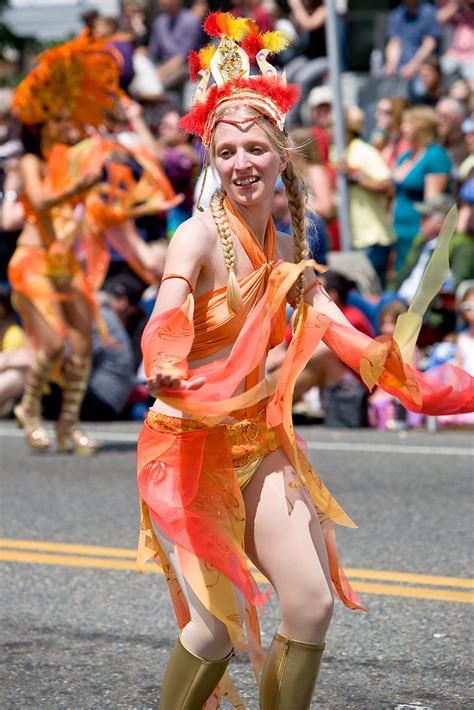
[159, 111, 186, 147]
[213, 121, 286, 208]
[375, 101, 394, 132]
[400, 117, 417, 142]
[44, 113, 81, 146]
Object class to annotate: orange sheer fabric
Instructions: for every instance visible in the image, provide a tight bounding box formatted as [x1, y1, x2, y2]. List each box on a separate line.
[190, 197, 286, 361]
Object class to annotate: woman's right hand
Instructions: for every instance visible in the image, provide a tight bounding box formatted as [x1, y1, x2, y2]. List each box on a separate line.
[146, 369, 206, 397]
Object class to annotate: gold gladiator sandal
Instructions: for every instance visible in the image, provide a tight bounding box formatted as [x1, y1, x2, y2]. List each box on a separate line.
[56, 353, 96, 455]
[259, 633, 325, 710]
[159, 637, 233, 710]
[14, 350, 53, 451]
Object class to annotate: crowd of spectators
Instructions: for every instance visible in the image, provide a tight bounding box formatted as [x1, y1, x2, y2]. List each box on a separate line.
[0, 0, 473, 429]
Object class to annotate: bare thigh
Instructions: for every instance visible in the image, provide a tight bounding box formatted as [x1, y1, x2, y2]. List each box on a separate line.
[16, 294, 64, 359]
[243, 448, 334, 643]
[59, 285, 93, 355]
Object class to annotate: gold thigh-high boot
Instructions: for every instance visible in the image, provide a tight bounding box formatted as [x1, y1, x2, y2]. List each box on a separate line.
[14, 350, 53, 451]
[159, 637, 233, 710]
[259, 633, 325, 710]
[57, 353, 96, 455]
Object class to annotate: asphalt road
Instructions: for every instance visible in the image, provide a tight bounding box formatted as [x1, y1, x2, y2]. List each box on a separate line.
[0, 421, 472, 710]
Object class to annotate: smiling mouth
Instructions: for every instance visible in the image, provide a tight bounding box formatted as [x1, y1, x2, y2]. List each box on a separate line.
[234, 176, 260, 186]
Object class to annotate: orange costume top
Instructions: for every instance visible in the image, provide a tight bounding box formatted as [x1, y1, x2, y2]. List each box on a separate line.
[136, 200, 473, 708]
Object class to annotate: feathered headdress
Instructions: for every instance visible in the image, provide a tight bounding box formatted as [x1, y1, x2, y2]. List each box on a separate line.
[180, 12, 299, 147]
[12, 33, 122, 127]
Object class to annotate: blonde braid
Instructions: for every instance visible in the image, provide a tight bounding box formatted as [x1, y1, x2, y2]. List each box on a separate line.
[281, 159, 308, 309]
[210, 188, 244, 313]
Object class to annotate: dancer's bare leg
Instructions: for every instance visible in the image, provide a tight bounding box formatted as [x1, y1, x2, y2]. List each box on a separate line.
[14, 296, 65, 449]
[244, 448, 332, 707]
[244, 448, 334, 643]
[56, 287, 95, 452]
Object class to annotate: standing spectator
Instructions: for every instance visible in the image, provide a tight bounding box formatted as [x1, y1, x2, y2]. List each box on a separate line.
[148, 0, 204, 91]
[392, 106, 451, 272]
[435, 97, 469, 169]
[411, 55, 444, 106]
[103, 273, 147, 371]
[230, 0, 275, 33]
[120, 0, 150, 46]
[306, 85, 333, 163]
[384, 0, 441, 80]
[371, 96, 410, 169]
[285, 0, 329, 120]
[437, 0, 474, 81]
[341, 107, 396, 288]
[93, 16, 135, 91]
[289, 127, 334, 223]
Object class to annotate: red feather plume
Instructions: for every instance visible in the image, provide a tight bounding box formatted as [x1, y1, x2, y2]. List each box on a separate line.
[188, 50, 202, 82]
[203, 12, 222, 38]
[241, 32, 264, 60]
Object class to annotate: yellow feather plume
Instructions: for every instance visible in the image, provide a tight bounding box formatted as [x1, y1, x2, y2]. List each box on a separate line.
[261, 31, 291, 54]
[219, 13, 250, 41]
[198, 44, 217, 69]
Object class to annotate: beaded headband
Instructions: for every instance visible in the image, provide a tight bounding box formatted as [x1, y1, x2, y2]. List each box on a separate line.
[180, 12, 299, 147]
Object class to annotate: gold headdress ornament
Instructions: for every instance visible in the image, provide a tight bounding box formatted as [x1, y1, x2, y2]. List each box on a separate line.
[180, 12, 299, 147]
[12, 32, 122, 127]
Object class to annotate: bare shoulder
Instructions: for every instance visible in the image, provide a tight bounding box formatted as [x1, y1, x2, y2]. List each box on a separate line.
[168, 209, 217, 259]
[276, 229, 294, 263]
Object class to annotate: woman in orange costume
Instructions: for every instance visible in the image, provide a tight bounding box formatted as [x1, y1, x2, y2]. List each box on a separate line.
[8, 35, 125, 454]
[136, 14, 474, 710]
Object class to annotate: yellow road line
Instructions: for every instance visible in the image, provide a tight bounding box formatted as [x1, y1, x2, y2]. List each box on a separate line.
[0, 539, 134, 558]
[344, 568, 474, 590]
[351, 581, 473, 605]
[1, 549, 473, 604]
[1, 539, 472, 590]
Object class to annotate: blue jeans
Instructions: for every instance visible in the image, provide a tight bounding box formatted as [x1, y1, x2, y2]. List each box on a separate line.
[360, 244, 392, 289]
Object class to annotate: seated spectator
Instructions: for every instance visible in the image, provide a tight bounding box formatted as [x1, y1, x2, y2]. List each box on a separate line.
[371, 96, 410, 169]
[437, 0, 474, 82]
[457, 116, 474, 236]
[292, 271, 373, 426]
[448, 78, 472, 105]
[435, 97, 469, 170]
[0, 286, 29, 416]
[368, 300, 424, 430]
[410, 54, 444, 106]
[289, 127, 334, 222]
[389, 193, 472, 345]
[392, 105, 451, 272]
[103, 273, 147, 371]
[80, 294, 135, 421]
[93, 15, 135, 91]
[341, 106, 396, 288]
[148, 0, 205, 91]
[156, 109, 200, 234]
[384, 0, 441, 80]
[271, 176, 328, 265]
[435, 280, 474, 427]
